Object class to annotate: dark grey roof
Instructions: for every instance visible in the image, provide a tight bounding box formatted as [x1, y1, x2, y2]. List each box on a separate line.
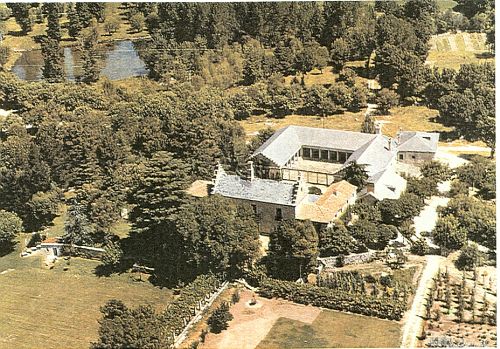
[251, 125, 378, 167]
[397, 131, 439, 152]
[212, 167, 296, 206]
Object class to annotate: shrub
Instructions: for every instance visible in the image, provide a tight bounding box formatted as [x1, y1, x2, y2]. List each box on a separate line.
[231, 290, 240, 304]
[455, 244, 485, 270]
[208, 302, 233, 333]
[411, 237, 430, 256]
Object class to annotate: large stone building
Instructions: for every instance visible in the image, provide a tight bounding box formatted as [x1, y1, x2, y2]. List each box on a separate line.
[188, 125, 439, 233]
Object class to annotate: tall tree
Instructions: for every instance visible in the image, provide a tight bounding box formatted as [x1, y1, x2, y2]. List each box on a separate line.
[0, 210, 23, 254]
[361, 114, 376, 134]
[40, 36, 64, 83]
[45, 3, 61, 41]
[175, 195, 261, 279]
[126, 152, 190, 280]
[80, 21, 100, 84]
[267, 219, 319, 280]
[6, 3, 34, 34]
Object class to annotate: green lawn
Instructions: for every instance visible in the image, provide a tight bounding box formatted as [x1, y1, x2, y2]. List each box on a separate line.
[0, 235, 172, 349]
[256, 310, 402, 349]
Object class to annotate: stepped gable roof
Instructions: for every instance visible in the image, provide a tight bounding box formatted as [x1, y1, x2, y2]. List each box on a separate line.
[212, 166, 297, 206]
[251, 125, 378, 167]
[397, 131, 439, 153]
[296, 180, 357, 223]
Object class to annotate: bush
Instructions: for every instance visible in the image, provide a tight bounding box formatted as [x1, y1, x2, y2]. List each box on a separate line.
[411, 237, 430, 256]
[379, 274, 394, 287]
[231, 290, 240, 304]
[455, 244, 485, 270]
[208, 302, 233, 333]
[244, 264, 268, 287]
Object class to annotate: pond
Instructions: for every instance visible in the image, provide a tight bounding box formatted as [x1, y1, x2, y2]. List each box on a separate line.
[11, 40, 148, 81]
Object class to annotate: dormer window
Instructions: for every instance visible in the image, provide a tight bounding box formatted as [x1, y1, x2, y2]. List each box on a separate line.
[423, 136, 431, 141]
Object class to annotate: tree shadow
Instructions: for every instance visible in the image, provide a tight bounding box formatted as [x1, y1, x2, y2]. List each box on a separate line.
[475, 52, 494, 59]
[0, 243, 17, 257]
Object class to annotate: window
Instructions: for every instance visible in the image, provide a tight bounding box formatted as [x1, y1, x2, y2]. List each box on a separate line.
[423, 136, 431, 141]
[303, 148, 311, 158]
[275, 208, 283, 221]
[321, 150, 329, 160]
[399, 154, 404, 160]
[251, 204, 257, 214]
[329, 151, 337, 162]
[339, 152, 347, 162]
[312, 149, 320, 159]
[412, 155, 416, 159]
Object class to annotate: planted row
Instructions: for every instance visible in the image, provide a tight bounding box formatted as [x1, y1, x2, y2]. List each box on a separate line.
[259, 278, 405, 321]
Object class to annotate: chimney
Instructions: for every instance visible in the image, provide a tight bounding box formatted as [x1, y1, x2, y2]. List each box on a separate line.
[375, 122, 382, 134]
[249, 161, 255, 181]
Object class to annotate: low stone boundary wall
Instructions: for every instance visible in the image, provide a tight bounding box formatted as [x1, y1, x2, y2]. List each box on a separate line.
[318, 251, 378, 269]
[172, 280, 229, 348]
[38, 243, 105, 260]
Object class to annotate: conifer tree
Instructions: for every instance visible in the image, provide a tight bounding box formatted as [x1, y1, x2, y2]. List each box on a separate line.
[80, 21, 100, 84]
[361, 114, 376, 134]
[40, 36, 64, 83]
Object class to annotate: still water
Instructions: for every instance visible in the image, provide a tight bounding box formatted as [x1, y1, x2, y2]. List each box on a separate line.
[11, 40, 148, 81]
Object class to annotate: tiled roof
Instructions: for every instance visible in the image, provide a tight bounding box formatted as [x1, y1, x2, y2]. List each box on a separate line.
[397, 131, 439, 152]
[296, 180, 357, 223]
[212, 166, 297, 206]
[251, 125, 378, 167]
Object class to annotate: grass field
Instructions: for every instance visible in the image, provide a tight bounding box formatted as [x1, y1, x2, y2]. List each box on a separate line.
[427, 32, 494, 70]
[256, 310, 402, 349]
[240, 105, 453, 139]
[0, 236, 172, 349]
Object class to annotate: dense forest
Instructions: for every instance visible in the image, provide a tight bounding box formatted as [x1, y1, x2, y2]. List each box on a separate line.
[0, 0, 495, 285]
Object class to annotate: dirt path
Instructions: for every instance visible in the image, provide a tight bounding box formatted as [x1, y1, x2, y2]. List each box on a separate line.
[413, 196, 450, 238]
[401, 255, 444, 348]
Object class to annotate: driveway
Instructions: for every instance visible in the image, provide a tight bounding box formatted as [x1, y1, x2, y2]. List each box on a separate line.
[401, 255, 444, 348]
[413, 196, 450, 238]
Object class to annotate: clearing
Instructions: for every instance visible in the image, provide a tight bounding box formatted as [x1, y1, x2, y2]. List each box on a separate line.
[240, 105, 452, 140]
[427, 32, 494, 70]
[0, 235, 172, 349]
[201, 289, 402, 349]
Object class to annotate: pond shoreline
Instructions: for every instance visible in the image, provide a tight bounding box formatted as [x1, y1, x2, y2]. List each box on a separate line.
[10, 39, 149, 82]
[5, 35, 151, 72]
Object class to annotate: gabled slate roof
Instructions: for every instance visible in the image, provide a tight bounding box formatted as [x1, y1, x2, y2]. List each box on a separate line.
[251, 125, 378, 167]
[397, 131, 439, 153]
[212, 166, 297, 206]
[342, 135, 397, 177]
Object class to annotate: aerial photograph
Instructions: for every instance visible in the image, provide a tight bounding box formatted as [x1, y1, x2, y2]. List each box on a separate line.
[0, 1, 496, 348]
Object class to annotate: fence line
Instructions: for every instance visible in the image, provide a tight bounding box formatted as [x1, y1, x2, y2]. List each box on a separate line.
[172, 280, 229, 348]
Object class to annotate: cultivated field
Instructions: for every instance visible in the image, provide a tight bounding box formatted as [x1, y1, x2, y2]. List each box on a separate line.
[200, 289, 402, 349]
[0, 236, 172, 349]
[427, 32, 494, 70]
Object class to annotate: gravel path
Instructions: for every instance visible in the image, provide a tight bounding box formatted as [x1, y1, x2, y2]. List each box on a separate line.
[401, 255, 444, 348]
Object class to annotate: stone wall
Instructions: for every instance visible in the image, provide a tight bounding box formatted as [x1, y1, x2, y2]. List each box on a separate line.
[318, 251, 378, 269]
[228, 198, 295, 234]
[398, 151, 434, 164]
